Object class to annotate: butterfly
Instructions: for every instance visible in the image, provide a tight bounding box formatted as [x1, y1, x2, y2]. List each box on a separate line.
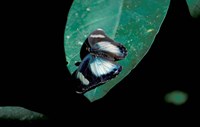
[75, 29, 127, 94]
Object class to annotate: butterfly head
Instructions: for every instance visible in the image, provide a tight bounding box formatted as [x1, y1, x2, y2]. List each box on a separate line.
[86, 47, 91, 52]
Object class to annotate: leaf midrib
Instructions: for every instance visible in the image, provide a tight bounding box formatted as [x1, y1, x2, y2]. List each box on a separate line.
[112, 0, 124, 39]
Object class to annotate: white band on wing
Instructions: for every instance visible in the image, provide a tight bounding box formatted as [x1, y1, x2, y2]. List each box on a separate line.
[96, 41, 121, 55]
[90, 58, 115, 77]
[77, 72, 89, 85]
[90, 34, 105, 38]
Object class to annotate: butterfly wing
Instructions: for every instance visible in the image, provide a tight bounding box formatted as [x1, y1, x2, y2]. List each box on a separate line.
[87, 29, 127, 60]
[75, 54, 122, 94]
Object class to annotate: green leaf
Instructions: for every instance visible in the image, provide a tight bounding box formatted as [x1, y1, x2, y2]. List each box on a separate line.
[186, 0, 200, 18]
[64, 0, 170, 102]
[165, 91, 188, 106]
[0, 106, 45, 121]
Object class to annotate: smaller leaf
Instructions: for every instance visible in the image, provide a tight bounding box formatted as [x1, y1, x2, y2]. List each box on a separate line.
[0, 106, 45, 121]
[186, 0, 200, 18]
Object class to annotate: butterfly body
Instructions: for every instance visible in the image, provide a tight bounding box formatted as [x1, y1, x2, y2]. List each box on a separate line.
[75, 29, 127, 94]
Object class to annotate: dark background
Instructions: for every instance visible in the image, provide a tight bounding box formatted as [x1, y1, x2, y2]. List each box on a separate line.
[1, 0, 199, 125]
